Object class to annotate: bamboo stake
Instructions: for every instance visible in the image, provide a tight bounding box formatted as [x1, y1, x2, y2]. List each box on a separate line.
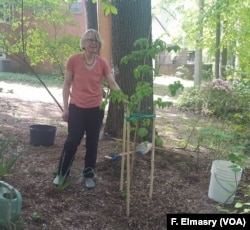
[126, 109, 131, 217]
[131, 143, 136, 176]
[120, 113, 127, 191]
[149, 106, 156, 199]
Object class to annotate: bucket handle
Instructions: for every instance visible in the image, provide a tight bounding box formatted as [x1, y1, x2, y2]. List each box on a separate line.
[0, 181, 21, 218]
[214, 172, 238, 203]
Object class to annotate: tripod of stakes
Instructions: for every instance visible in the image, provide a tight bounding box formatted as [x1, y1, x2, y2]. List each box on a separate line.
[120, 107, 156, 217]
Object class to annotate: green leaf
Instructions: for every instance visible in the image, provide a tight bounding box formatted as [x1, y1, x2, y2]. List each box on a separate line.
[241, 209, 250, 214]
[110, 5, 118, 15]
[138, 127, 148, 138]
[104, 7, 111, 16]
[216, 206, 231, 213]
[168, 81, 184, 96]
[235, 202, 243, 208]
[229, 165, 242, 173]
[167, 44, 181, 53]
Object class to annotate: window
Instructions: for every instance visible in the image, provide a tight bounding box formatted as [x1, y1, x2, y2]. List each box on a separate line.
[0, 3, 14, 23]
[187, 51, 195, 64]
[68, 0, 82, 14]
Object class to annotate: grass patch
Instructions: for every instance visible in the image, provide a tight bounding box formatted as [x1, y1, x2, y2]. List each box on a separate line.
[0, 72, 63, 88]
[0, 139, 23, 178]
[154, 83, 170, 96]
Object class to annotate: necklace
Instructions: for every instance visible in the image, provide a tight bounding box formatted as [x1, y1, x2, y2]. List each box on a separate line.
[83, 55, 95, 66]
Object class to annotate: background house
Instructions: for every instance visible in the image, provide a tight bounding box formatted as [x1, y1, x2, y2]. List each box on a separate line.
[157, 48, 212, 79]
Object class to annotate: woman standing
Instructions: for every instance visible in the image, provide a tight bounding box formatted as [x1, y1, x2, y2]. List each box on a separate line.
[53, 29, 121, 189]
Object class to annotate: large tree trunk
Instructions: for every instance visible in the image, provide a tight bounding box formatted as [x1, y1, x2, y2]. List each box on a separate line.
[105, 0, 153, 140]
[84, 0, 98, 30]
[221, 46, 227, 79]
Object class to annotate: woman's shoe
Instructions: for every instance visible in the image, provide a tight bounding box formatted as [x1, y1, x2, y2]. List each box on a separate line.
[53, 175, 66, 186]
[84, 177, 95, 189]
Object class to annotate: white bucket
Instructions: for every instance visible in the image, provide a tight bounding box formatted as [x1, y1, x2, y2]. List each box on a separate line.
[208, 160, 242, 204]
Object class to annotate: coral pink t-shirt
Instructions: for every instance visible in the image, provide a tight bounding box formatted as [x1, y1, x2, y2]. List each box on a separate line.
[66, 53, 111, 108]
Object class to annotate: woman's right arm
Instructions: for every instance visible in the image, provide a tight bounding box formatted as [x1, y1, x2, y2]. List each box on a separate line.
[62, 70, 73, 122]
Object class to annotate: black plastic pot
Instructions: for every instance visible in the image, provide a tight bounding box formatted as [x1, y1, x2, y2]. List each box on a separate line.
[29, 125, 57, 146]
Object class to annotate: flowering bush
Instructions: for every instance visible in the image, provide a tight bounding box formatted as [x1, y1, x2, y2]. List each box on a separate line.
[176, 78, 250, 118]
[199, 79, 234, 116]
[205, 79, 230, 92]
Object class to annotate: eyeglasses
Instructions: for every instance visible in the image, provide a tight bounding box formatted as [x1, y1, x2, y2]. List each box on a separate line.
[86, 38, 99, 44]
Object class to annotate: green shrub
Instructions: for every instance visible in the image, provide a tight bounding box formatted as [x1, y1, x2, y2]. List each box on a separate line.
[175, 86, 203, 112]
[175, 65, 191, 79]
[176, 79, 250, 118]
[0, 139, 22, 178]
[176, 79, 250, 155]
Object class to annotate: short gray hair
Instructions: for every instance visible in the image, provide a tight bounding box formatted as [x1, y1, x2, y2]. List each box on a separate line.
[80, 29, 103, 50]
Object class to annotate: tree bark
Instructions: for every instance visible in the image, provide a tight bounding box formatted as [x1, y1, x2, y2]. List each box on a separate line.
[84, 0, 98, 30]
[105, 0, 153, 140]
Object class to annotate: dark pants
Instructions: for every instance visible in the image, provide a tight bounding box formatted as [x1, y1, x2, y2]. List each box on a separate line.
[57, 104, 102, 178]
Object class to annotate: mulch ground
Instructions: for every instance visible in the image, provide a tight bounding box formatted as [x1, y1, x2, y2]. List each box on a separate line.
[1, 93, 247, 230]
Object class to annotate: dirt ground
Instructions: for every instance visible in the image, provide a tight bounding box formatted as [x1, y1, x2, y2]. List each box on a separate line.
[0, 82, 245, 230]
